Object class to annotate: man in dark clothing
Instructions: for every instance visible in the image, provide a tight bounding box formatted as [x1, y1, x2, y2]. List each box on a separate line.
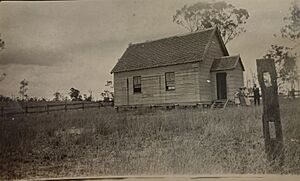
[290, 88, 296, 99]
[253, 84, 260, 106]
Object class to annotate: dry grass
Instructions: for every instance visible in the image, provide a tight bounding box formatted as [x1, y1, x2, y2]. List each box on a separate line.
[0, 99, 299, 179]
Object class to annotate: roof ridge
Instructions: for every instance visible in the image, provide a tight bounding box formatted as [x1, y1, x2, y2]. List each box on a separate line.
[216, 54, 240, 59]
[130, 27, 216, 47]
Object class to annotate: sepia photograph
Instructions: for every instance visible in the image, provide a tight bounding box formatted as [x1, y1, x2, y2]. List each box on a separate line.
[0, 0, 300, 180]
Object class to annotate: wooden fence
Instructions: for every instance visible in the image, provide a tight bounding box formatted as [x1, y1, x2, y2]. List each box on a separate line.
[1, 101, 113, 118]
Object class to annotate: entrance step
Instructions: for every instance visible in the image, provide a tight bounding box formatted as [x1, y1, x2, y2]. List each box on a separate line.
[211, 99, 229, 110]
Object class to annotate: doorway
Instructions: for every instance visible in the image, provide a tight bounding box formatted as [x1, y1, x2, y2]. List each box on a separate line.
[216, 72, 227, 100]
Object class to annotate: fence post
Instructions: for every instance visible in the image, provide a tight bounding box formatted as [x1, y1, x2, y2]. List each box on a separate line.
[65, 102, 67, 112]
[82, 102, 84, 110]
[98, 101, 101, 109]
[46, 105, 49, 114]
[1, 106, 3, 118]
[25, 105, 28, 115]
[256, 58, 284, 172]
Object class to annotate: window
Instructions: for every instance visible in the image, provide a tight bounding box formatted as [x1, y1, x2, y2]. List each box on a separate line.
[165, 72, 175, 91]
[133, 76, 141, 93]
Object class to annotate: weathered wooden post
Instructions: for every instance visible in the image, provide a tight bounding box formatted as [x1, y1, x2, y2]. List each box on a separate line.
[256, 58, 284, 171]
[25, 105, 28, 115]
[64, 102, 67, 112]
[1, 107, 3, 118]
[46, 105, 49, 114]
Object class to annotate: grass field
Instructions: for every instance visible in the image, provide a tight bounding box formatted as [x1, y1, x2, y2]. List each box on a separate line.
[0, 99, 299, 179]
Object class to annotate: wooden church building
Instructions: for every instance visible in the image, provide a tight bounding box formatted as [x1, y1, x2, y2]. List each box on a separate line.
[111, 27, 245, 107]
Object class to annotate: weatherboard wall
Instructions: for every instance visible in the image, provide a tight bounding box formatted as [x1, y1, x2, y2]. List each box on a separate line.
[113, 62, 201, 106]
[227, 62, 244, 99]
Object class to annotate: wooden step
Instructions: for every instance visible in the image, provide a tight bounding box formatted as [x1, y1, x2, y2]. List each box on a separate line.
[211, 99, 229, 110]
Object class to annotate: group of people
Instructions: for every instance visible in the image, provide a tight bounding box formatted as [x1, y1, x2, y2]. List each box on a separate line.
[288, 88, 296, 100]
[234, 84, 260, 107]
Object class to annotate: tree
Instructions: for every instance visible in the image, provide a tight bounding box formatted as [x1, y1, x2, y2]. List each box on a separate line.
[78, 95, 83, 101]
[0, 73, 6, 82]
[69, 88, 81, 101]
[0, 35, 5, 82]
[19, 79, 29, 100]
[101, 90, 113, 102]
[264, 1, 300, 90]
[0, 95, 12, 102]
[53, 91, 62, 101]
[62, 96, 70, 102]
[0, 34, 4, 50]
[280, 0, 300, 44]
[173, 1, 249, 44]
[29, 97, 38, 102]
[69, 88, 80, 101]
[82, 89, 93, 101]
[83, 94, 92, 101]
[264, 45, 298, 90]
[101, 80, 114, 102]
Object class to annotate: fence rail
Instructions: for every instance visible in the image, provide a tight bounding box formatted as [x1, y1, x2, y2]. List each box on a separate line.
[0, 101, 113, 118]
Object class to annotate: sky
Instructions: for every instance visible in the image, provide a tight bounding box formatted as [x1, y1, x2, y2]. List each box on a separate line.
[0, 0, 299, 100]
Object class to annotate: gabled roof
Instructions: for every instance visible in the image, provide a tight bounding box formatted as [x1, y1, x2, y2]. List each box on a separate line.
[210, 55, 245, 72]
[111, 27, 228, 73]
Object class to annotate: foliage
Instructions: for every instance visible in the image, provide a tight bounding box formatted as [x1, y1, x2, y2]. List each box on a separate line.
[19, 79, 29, 100]
[264, 45, 298, 89]
[28, 97, 39, 102]
[69, 88, 81, 101]
[62, 96, 70, 102]
[83, 90, 93, 101]
[83, 94, 92, 101]
[0, 34, 4, 50]
[0, 35, 6, 82]
[280, 0, 300, 43]
[0, 73, 6, 82]
[173, 1, 249, 44]
[0, 95, 13, 102]
[101, 90, 113, 102]
[101, 80, 114, 102]
[53, 92, 62, 101]
[264, 1, 300, 90]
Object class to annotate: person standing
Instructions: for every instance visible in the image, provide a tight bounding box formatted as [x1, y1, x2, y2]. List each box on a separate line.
[253, 84, 260, 106]
[234, 90, 241, 107]
[244, 87, 251, 106]
[239, 87, 245, 106]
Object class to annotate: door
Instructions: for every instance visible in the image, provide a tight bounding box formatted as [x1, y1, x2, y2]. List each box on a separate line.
[216, 72, 227, 100]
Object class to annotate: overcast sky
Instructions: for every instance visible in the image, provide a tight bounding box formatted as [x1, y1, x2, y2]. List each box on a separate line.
[0, 0, 298, 100]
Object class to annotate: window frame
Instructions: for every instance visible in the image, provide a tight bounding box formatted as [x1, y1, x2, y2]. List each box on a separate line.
[165, 72, 175, 91]
[133, 76, 142, 93]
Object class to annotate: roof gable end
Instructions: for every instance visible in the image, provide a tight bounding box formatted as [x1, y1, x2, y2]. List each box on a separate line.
[202, 27, 229, 61]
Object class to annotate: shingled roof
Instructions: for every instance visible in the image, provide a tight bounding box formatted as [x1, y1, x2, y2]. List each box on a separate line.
[111, 27, 227, 73]
[210, 55, 245, 72]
